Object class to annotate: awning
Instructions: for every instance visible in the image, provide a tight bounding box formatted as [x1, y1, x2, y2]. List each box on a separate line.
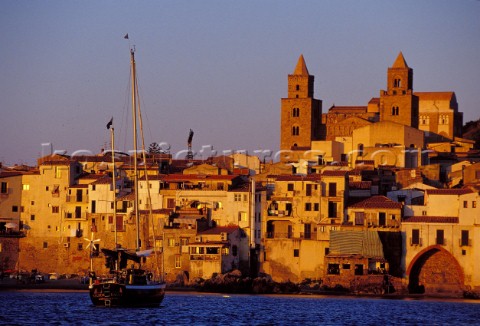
[5, 222, 18, 229]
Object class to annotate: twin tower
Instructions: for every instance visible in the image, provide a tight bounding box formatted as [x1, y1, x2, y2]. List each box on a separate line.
[280, 52, 422, 161]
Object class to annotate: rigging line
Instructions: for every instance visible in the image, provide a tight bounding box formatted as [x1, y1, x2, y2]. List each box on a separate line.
[121, 67, 132, 156]
[134, 74, 155, 145]
[136, 76, 162, 279]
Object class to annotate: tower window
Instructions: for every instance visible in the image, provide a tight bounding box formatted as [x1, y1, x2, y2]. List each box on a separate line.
[391, 106, 399, 116]
[292, 126, 300, 136]
[292, 108, 300, 117]
[296, 85, 300, 91]
[394, 78, 401, 88]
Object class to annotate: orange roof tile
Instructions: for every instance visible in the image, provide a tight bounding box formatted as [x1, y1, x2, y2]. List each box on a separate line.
[349, 196, 402, 209]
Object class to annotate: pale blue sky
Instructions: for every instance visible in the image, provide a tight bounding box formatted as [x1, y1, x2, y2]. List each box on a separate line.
[1, 1, 479, 165]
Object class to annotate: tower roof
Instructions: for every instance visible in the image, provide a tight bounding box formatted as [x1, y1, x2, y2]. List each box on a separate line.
[392, 52, 409, 68]
[293, 54, 309, 75]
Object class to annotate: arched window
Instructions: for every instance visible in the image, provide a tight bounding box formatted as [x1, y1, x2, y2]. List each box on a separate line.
[292, 107, 300, 117]
[391, 106, 399, 116]
[296, 85, 300, 91]
[393, 78, 402, 88]
[292, 126, 299, 136]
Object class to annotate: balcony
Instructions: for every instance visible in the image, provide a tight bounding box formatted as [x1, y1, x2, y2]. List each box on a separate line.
[267, 210, 292, 217]
[409, 238, 423, 246]
[459, 239, 472, 247]
[0, 230, 25, 238]
[266, 232, 317, 240]
[190, 254, 220, 261]
[436, 238, 447, 246]
[66, 195, 89, 203]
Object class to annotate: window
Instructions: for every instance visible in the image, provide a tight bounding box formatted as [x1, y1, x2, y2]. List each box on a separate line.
[342, 264, 351, 270]
[324, 247, 329, 255]
[30, 214, 35, 221]
[304, 224, 311, 239]
[77, 243, 83, 251]
[464, 201, 468, 208]
[22, 184, 30, 190]
[287, 183, 294, 191]
[379, 212, 386, 226]
[411, 229, 420, 245]
[43, 242, 48, 249]
[292, 126, 300, 136]
[75, 206, 81, 218]
[12, 206, 18, 212]
[328, 183, 337, 197]
[391, 106, 399, 116]
[461, 230, 469, 246]
[328, 202, 337, 218]
[55, 166, 62, 179]
[0, 182, 7, 194]
[293, 249, 299, 257]
[305, 203, 311, 211]
[354, 264, 364, 276]
[175, 255, 181, 268]
[292, 107, 300, 117]
[52, 206, 59, 214]
[234, 194, 242, 202]
[393, 78, 401, 88]
[355, 212, 365, 225]
[238, 211, 247, 222]
[327, 264, 340, 275]
[167, 198, 175, 208]
[296, 84, 300, 91]
[436, 229, 445, 246]
[473, 201, 477, 209]
[168, 238, 176, 247]
[314, 203, 319, 211]
[357, 144, 364, 157]
[306, 184, 312, 196]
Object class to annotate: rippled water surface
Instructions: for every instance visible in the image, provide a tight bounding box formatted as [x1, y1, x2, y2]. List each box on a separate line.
[1, 291, 480, 325]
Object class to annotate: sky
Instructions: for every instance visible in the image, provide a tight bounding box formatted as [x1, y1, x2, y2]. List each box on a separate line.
[1, 0, 479, 166]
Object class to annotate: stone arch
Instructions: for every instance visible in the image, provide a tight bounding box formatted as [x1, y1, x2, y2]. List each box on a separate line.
[407, 245, 464, 296]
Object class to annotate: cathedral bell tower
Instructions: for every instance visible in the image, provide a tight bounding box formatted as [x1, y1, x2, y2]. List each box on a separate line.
[280, 55, 322, 162]
[379, 52, 418, 128]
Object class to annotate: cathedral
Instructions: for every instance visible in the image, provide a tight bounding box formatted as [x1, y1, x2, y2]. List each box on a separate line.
[280, 52, 464, 167]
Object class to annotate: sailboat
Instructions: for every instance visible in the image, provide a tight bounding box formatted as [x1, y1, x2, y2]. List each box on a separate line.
[88, 48, 166, 307]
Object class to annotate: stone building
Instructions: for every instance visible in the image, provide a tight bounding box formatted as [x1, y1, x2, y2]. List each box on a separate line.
[280, 55, 322, 162]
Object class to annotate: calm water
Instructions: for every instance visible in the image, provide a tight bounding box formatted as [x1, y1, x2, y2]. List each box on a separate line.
[0, 291, 480, 325]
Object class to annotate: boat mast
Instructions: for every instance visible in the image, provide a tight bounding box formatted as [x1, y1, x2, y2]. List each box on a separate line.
[110, 125, 118, 247]
[130, 48, 140, 251]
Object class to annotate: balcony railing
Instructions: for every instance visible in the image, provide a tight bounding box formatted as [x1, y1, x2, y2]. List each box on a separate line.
[266, 232, 317, 240]
[409, 238, 423, 246]
[436, 238, 447, 246]
[267, 210, 292, 217]
[190, 254, 220, 261]
[459, 239, 472, 247]
[66, 195, 89, 203]
[0, 230, 25, 238]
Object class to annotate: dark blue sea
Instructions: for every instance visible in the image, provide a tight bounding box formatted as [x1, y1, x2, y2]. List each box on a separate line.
[0, 291, 480, 325]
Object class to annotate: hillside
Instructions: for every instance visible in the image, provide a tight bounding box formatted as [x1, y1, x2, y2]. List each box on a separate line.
[463, 119, 480, 149]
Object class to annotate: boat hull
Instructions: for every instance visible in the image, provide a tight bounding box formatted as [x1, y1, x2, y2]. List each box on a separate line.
[89, 281, 166, 307]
